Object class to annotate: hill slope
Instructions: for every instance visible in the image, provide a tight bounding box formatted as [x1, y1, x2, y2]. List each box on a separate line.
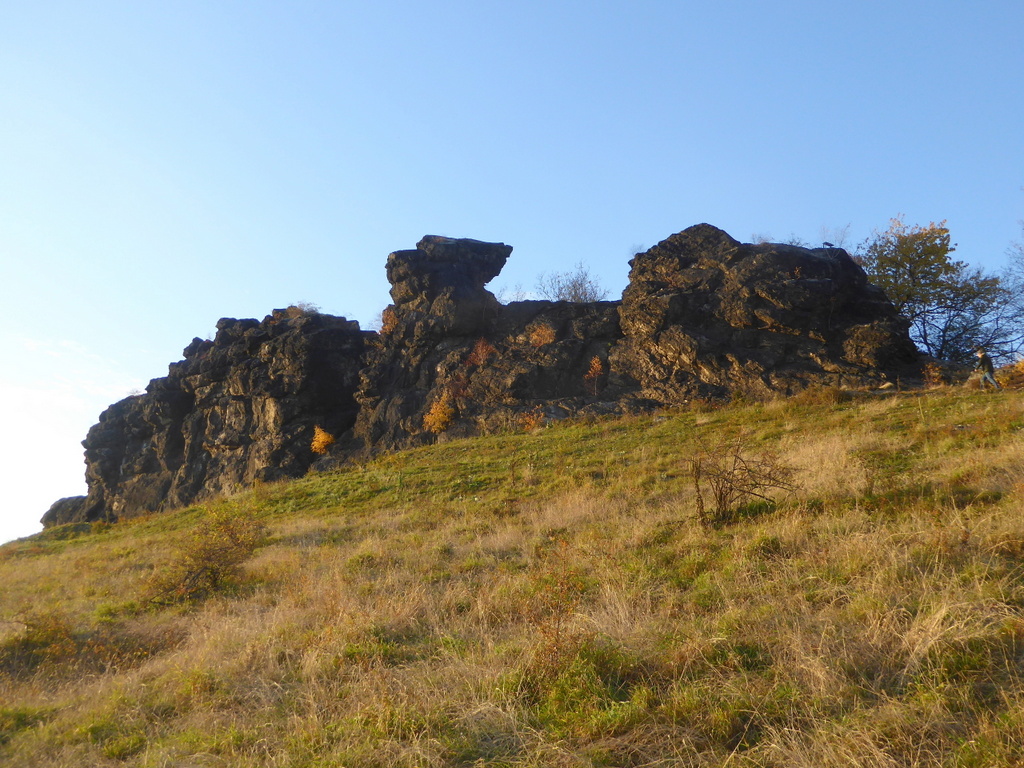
[4, 387, 1024, 767]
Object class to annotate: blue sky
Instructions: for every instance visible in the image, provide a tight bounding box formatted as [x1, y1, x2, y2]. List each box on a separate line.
[2, 0, 1022, 542]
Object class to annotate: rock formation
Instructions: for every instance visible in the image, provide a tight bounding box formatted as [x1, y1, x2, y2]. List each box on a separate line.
[43, 308, 368, 526]
[610, 224, 918, 400]
[42, 224, 922, 527]
[353, 235, 623, 452]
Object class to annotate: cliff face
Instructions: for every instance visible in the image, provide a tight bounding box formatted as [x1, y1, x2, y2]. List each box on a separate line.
[43, 224, 922, 527]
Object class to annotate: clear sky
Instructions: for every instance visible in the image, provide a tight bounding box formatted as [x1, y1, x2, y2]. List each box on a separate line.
[2, 0, 1022, 543]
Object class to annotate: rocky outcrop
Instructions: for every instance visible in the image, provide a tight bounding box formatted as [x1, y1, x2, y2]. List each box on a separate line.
[610, 225, 918, 399]
[353, 236, 623, 452]
[42, 224, 922, 528]
[43, 308, 368, 526]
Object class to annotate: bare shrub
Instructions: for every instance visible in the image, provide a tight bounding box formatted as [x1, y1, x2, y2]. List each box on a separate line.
[282, 301, 320, 319]
[689, 433, 798, 526]
[535, 262, 609, 302]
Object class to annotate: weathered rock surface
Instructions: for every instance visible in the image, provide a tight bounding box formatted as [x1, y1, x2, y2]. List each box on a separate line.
[610, 224, 918, 399]
[43, 224, 922, 528]
[353, 236, 623, 452]
[42, 309, 368, 526]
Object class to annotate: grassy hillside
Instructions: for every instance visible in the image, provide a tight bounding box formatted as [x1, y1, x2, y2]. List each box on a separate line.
[3, 387, 1024, 767]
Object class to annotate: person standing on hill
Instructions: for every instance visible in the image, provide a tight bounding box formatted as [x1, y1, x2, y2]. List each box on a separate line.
[974, 348, 1001, 390]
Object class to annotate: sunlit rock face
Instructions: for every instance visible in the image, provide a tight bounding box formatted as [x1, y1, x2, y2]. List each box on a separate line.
[610, 224, 918, 401]
[353, 235, 623, 453]
[43, 225, 921, 527]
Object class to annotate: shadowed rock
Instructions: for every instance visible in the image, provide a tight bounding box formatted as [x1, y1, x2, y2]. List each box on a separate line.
[43, 308, 368, 525]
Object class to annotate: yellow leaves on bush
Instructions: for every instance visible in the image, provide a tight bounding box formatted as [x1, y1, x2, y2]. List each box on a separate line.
[311, 425, 336, 455]
[518, 407, 544, 432]
[529, 323, 557, 347]
[583, 356, 604, 395]
[423, 390, 456, 434]
[145, 509, 267, 604]
[922, 362, 946, 387]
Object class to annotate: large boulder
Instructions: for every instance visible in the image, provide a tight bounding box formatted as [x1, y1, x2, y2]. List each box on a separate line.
[610, 224, 919, 399]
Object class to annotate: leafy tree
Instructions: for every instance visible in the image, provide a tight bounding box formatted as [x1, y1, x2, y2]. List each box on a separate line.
[856, 217, 1023, 363]
[535, 262, 609, 302]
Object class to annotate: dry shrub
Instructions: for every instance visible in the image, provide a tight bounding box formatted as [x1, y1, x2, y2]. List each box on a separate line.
[529, 323, 557, 347]
[379, 306, 399, 335]
[997, 360, 1024, 389]
[689, 432, 798, 526]
[146, 508, 267, 604]
[466, 338, 497, 367]
[518, 407, 544, 432]
[423, 390, 456, 434]
[789, 385, 852, 407]
[310, 425, 335, 455]
[923, 361, 947, 387]
[0, 610, 176, 679]
[282, 301, 320, 319]
[583, 356, 604, 396]
[0, 610, 78, 676]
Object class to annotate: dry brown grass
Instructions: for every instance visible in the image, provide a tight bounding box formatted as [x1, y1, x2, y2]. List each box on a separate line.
[5, 388, 1024, 765]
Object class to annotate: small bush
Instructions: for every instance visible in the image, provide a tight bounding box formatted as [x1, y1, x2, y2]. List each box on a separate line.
[0, 611, 77, 675]
[423, 390, 456, 434]
[583, 356, 604, 396]
[922, 361, 947, 387]
[997, 359, 1024, 389]
[282, 301, 320, 318]
[518, 407, 544, 432]
[465, 338, 497, 366]
[535, 262, 609, 302]
[311, 425, 336, 455]
[146, 508, 267, 604]
[689, 433, 798, 526]
[789, 384, 851, 407]
[529, 323, 557, 347]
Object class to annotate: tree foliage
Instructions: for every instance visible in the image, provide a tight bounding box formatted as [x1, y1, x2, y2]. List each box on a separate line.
[857, 217, 1023, 363]
[535, 262, 609, 303]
